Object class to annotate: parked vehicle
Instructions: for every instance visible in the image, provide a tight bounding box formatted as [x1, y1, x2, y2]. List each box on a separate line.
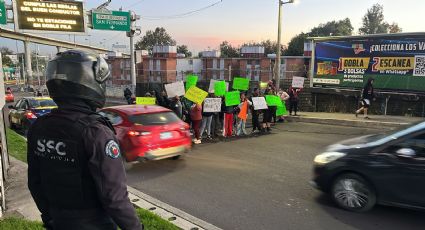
[9, 97, 57, 135]
[99, 105, 192, 164]
[5, 91, 14, 103]
[312, 121, 425, 212]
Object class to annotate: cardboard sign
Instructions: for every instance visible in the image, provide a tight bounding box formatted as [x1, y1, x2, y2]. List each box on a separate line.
[208, 79, 229, 93]
[165, 81, 185, 98]
[214, 81, 227, 96]
[252, 97, 268, 110]
[203, 98, 222, 112]
[185, 75, 198, 91]
[225, 91, 241, 106]
[136, 97, 156, 105]
[265, 95, 280, 106]
[185, 86, 208, 104]
[232, 77, 250, 90]
[292, 76, 305, 88]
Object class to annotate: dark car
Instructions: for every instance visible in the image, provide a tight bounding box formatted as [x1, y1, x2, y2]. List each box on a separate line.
[311, 121, 425, 212]
[9, 97, 57, 135]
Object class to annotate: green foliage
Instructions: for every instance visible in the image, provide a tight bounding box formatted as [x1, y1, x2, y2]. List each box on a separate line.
[220, 41, 239, 58]
[359, 4, 402, 34]
[284, 33, 309, 56]
[6, 128, 28, 163]
[0, 217, 44, 230]
[136, 208, 180, 230]
[1, 47, 14, 67]
[135, 27, 176, 53]
[309, 18, 353, 37]
[177, 45, 192, 58]
[242, 39, 286, 55]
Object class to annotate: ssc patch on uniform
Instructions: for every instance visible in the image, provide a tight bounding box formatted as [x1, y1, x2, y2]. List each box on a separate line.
[105, 140, 121, 159]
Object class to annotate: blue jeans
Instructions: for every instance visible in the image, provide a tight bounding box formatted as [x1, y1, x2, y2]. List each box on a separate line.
[237, 120, 247, 136]
[200, 116, 213, 138]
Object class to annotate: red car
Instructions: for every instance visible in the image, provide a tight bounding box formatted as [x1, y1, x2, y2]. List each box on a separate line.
[5, 91, 14, 102]
[99, 105, 191, 163]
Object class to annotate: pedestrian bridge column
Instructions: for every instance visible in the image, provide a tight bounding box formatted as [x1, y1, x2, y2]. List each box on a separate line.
[24, 40, 33, 90]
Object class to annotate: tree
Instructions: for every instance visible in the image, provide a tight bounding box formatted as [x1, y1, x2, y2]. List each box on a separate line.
[388, 22, 402, 33]
[0, 47, 14, 67]
[309, 18, 353, 37]
[220, 41, 239, 58]
[284, 33, 309, 56]
[177, 45, 192, 57]
[135, 27, 176, 53]
[358, 4, 402, 34]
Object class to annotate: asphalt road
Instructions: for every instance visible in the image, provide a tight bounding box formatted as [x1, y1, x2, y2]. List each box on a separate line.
[126, 122, 425, 230]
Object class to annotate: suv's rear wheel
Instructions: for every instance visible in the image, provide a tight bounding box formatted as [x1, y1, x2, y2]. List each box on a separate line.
[331, 173, 376, 212]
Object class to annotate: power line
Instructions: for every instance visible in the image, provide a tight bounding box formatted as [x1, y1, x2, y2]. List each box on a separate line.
[125, 0, 146, 9]
[140, 0, 223, 20]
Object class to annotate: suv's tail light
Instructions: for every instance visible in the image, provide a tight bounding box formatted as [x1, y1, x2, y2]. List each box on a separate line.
[128, 131, 151, 136]
[25, 112, 37, 119]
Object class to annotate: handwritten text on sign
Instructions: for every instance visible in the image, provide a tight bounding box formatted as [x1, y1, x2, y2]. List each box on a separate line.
[136, 97, 156, 105]
[165, 81, 185, 98]
[203, 98, 222, 112]
[185, 86, 208, 104]
[292, 76, 305, 88]
[252, 97, 268, 110]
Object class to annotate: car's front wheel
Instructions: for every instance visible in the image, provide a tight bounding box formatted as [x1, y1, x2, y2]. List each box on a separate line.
[331, 173, 376, 212]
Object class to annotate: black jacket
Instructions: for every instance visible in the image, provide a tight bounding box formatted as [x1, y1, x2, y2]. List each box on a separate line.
[27, 102, 142, 230]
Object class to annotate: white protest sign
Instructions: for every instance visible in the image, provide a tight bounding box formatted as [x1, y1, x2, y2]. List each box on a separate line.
[203, 98, 222, 112]
[252, 97, 268, 110]
[208, 79, 230, 93]
[165, 81, 185, 98]
[292, 76, 305, 88]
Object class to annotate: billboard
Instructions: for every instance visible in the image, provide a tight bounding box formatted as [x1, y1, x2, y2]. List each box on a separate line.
[14, 0, 85, 33]
[312, 35, 425, 92]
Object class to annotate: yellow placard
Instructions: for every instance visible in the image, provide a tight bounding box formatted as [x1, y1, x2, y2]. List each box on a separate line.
[338, 57, 370, 70]
[184, 86, 208, 104]
[373, 57, 414, 71]
[136, 97, 156, 105]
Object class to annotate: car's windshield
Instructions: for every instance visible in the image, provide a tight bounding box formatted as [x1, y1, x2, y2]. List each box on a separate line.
[128, 112, 180, 126]
[29, 99, 57, 108]
[370, 121, 425, 145]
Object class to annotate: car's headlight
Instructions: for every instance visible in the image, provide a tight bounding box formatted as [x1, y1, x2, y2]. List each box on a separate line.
[314, 152, 346, 165]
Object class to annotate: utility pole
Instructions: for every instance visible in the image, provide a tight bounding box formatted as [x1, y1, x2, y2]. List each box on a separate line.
[127, 11, 141, 89]
[24, 41, 32, 91]
[275, 0, 294, 90]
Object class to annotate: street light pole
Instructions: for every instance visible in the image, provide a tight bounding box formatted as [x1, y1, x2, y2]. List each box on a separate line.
[275, 0, 294, 91]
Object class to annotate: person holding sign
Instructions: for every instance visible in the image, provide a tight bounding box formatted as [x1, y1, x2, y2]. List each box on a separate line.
[199, 94, 215, 140]
[277, 89, 290, 122]
[288, 86, 302, 116]
[249, 88, 263, 133]
[222, 100, 235, 138]
[190, 103, 203, 144]
[237, 93, 252, 136]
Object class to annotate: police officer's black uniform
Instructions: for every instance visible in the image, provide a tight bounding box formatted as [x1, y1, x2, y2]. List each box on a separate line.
[27, 50, 143, 230]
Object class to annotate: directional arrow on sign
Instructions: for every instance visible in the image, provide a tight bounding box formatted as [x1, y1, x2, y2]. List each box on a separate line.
[110, 25, 115, 29]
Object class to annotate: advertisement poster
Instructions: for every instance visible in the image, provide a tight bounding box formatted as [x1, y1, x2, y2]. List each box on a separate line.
[313, 35, 425, 92]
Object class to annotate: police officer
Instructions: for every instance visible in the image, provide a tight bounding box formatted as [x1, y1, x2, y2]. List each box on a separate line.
[27, 50, 143, 230]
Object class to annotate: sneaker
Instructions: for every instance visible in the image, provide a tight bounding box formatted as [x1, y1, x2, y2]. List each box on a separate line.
[364, 116, 370, 120]
[207, 135, 212, 140]
[194, 139, 202, 144]
[266, 127, 271, 132]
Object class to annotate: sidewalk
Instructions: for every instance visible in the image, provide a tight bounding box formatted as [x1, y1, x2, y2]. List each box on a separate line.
[286, 112, 424, 129]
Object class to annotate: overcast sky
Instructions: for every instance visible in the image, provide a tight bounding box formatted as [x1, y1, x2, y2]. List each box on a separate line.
[1, 0, 424, 55]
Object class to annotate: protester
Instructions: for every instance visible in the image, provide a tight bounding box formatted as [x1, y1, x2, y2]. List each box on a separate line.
[190, 103, 203, 144]
[277, 89, 290, 122]
[355, 78, 375, 119]
[124, 87, 132, 105]
[169, 96, 183, 119]
[199, 94, 214, 140]
[181, 97, 193, 125]
[237, 93, 252, 136]
[222, 100, 234, 138]
[250, 88, 262, 133]
[264, 86, 276, 130]
[288, 86, 301, 116]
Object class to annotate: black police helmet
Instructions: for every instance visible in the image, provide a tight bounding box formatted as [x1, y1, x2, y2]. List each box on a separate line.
[46, 50, 110, 108]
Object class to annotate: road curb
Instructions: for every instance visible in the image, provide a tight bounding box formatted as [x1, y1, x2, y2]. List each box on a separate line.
[127, 186, 223, 230]
[286, 116, 407, 129]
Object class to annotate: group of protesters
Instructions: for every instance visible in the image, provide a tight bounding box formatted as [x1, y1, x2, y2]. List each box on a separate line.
[123, 80, 302, 144]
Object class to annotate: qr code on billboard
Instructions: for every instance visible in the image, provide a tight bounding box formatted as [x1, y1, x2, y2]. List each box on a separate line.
[413, 55, 425, 76]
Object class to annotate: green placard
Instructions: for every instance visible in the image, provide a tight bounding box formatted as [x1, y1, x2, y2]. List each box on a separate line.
[185, 75, 198, 91]
[214, 81, 226, 96]
[276, 101, 288, 116]
[92, 10, 131, 32]
[0, 1, 6, 25]
[232, 77, 250, 90]
[265, 95, 280, 106]
[225, 91, 240, 106]
[136, 97, 156, 105]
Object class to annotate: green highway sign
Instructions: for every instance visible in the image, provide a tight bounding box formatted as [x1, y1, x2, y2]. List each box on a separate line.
[92, 10, 131, 32]
[0, 1, 6, 25]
